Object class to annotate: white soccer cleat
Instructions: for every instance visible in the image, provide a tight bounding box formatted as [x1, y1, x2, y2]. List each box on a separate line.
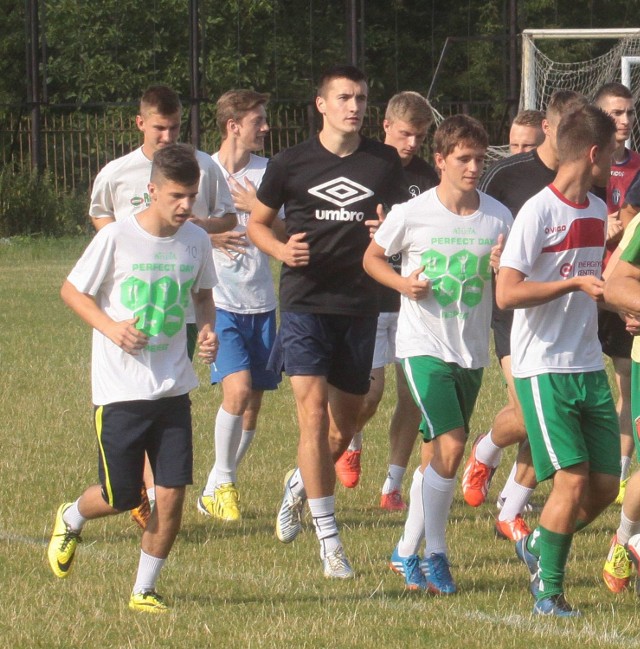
[323, 547, 354, 579]
[275, 469, 306, 543]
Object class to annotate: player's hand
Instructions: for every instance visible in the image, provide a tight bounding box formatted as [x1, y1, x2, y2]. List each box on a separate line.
[622, 312, 640, 336]
[229, 177, 257, 214]
[577, 275, 605, 302]
[281, 232, 310, 267]
[197, 327, 219, 364]
[490, 234, 504, 274]
[401, 266, 430, 300]
[210, 230, 248, 258]
[365, 203, 386, 239]
[607, 211, 623, 243]
[104, 317, 148, 355]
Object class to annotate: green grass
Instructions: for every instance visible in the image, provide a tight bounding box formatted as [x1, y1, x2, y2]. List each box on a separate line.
[2, 237, 640, 648]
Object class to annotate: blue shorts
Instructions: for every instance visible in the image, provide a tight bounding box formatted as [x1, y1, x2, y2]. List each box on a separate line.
[210, 308, 280, 391]
[268, 311, 377, 395]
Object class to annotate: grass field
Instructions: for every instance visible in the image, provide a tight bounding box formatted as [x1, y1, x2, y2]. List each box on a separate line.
[3, 237, 640, 649]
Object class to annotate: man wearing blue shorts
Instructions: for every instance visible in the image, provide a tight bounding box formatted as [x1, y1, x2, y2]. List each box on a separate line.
[47, 144, 218, 613]
[197, 89, 282, 522]
[248, 65, 408, 578]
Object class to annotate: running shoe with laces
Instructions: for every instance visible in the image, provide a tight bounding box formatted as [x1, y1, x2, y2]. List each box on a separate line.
[495, 514, 531, 542]
[533, 593, 580, 617]
[335, 449, 362, 488]
[390, 545, 427, 590]
[461, 434, 495, 507]
[603, 534, 632, 593]
[130, 485, 152, 530]
[380, 489, 407, 512]
[422, 552, 456, 594]
[128, 590, 169, 613]
[47, 503, 82, 579]
[323, 546, 354, 579]
[197, 483, 241, 521]
[276, 469, 306, 543]
[515, 534, 540, 598]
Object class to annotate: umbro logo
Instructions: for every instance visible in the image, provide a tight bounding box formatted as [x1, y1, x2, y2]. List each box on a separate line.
[308, 177, 374, 207]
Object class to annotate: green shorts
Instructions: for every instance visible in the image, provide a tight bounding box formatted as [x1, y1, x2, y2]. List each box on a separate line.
[402, 356, 483, 441]
[631, 361, 640, 462]
[514, 371, 619, 482]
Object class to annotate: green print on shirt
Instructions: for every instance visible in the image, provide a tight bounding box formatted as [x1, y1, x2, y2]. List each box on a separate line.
[420, 247, 492, 308]
[120, 276, 192, 337]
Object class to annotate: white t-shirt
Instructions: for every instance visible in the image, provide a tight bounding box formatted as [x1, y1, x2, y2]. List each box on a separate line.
[500, 184, 607, 377]
[374, 187, 512, 369]
[211, 152, 279, 313]
[67, 217, 217, 405]
[89, 146, 235, 222]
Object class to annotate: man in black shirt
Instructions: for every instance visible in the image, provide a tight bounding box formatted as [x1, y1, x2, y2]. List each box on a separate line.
[248, 65, 408, 578]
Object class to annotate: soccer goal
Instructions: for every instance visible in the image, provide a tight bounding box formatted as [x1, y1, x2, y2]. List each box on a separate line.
[521, 28, 640, 150]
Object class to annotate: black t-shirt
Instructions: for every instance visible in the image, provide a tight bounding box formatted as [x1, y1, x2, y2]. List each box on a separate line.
[258, 135, 409, 316]
[479, 149, 556, 218]
[379, 155, 440, 313]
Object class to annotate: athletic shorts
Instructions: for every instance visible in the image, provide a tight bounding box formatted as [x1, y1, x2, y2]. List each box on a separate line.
[267, 311, 377, 395]
[402, 356, 483, 441]
[515, 371, 619, 482]
[210, 308, 280, 391]
[94, 394, 193, 511]
[598, 309, 632, 359]
[631, 361, 640, 462]
[372, 311, 398, 370]
[491, 299, 513, 360]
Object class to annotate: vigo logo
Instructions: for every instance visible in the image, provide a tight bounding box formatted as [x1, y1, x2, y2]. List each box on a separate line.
[308, 176, 374, 207]
[545, 224, 566, 234]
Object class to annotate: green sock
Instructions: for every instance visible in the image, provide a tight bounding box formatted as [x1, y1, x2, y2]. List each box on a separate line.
[536, 526, 573, 601]
[574, 519, 588, 532]
[526, 527, 541, 558]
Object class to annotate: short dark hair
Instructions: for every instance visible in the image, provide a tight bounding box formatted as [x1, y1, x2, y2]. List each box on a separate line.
[433, 114, 488, 157]
[150, 143, 200, 186]
[512, 109, 545, 129]
[216, 89, 270, 137]
[545, 90, 588, 122]
[140, 85, 182, 117]
[317, 65, 367, 97]
[556, 104, 616, 164]
[385, 91, 433, 129]
[594, 82, 633, 105]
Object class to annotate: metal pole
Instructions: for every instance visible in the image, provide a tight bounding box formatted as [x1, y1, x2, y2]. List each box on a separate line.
[189, 0, 200, 148]
[508, 0, 517, 121]
[26, 0, 43, 174]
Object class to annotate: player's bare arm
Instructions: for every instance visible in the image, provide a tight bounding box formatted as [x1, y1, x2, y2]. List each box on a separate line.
[363, 239, 430, 300]
[248, 199, 309, 267]
[61, 279, 148, 354]
[190, 212, 237, 234]
[496, 266, 604, 310]
[90, 215, 116, 232]
[604, 257, 640, 317]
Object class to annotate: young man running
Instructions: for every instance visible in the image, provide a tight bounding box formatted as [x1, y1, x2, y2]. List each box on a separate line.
[48, 144, 219, 613]
[462, 91, 587, 541]
[364, 115, 511, 593]
[197, 89, 282, 522]
[248, 65, 408, 578]
[497, 104, 619, 616]
[334, 91, 439, 511]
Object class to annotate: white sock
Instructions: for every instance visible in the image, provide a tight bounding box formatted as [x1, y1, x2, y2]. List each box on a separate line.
[617, 509, 640, 545]
[288, 467, 307, 499]
[348, 431, 363, 452]
[498, 481, 534, 521]
[235, 429, 256, 466]
[133, 550, 166, 594]
[382, 464, 406, 495]
[475, 430, 503, 468]
[397, 467, 425, 556]
[499, 462, 518, 501]
[62, 499, 87, 532]
[309, 495, 341, 557]
[423, 464, 455, 557]
[204, 407, 243, 494]
[621, 456, 632, 482]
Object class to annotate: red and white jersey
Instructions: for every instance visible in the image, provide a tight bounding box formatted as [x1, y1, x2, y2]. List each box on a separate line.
[500, 184, 607, 377]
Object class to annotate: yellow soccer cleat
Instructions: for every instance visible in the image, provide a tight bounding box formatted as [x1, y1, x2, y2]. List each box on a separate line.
[47, 503, 82, 579]
[603, 534, 632, 593]
[129, 590, 169, 614]
[197, 483, 241, 521]
[615, 478, 629, 505]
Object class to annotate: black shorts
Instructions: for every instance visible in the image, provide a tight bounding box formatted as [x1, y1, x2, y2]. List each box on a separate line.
[598, 309, 632, 359]
[94, 394, 193, 511]
[267, 311, 377, 395]
[491, 300, 513, 360]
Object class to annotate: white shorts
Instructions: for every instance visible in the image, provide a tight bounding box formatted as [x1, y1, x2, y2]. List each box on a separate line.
[372, 311, 399, 370]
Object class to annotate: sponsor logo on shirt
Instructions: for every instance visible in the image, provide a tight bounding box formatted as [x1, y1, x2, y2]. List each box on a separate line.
[309, 177, 373, 222]
[409, 184, 421, 198]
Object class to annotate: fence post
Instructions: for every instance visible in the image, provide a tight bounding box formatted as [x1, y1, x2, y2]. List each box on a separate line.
[25, 0, 43, 174]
